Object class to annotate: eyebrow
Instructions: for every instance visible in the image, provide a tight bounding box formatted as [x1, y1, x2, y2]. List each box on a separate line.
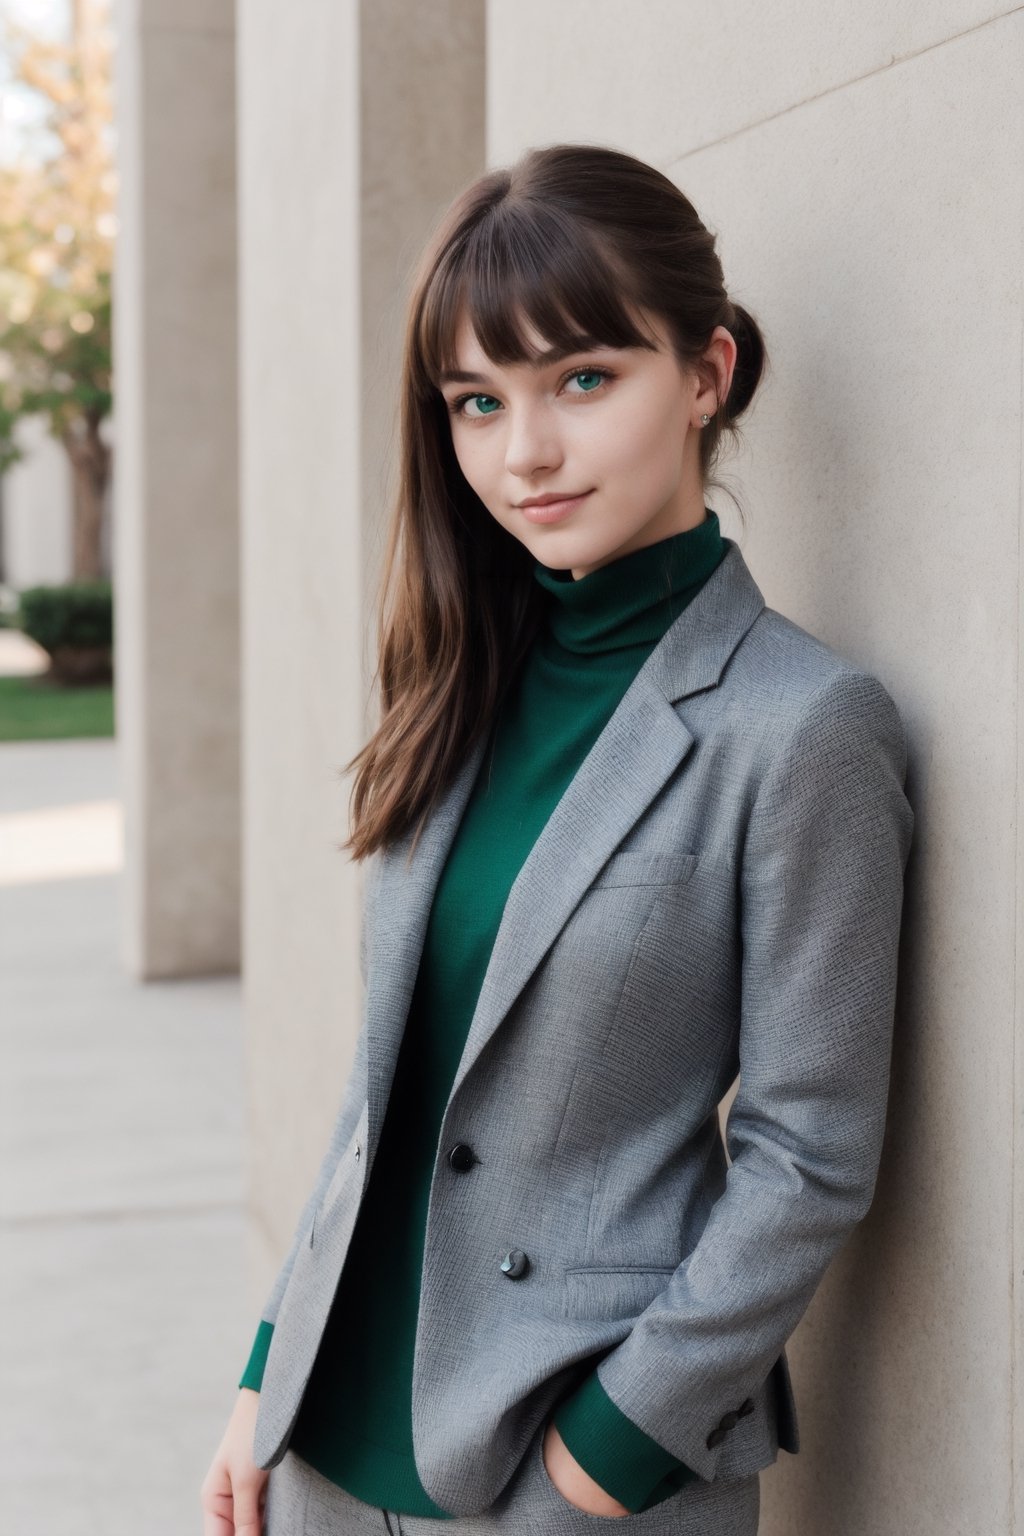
[438, 339, 610, 387]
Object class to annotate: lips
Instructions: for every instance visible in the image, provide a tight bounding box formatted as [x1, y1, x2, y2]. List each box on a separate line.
[519, 492, 589, 508]
[518, 490, 593, 525]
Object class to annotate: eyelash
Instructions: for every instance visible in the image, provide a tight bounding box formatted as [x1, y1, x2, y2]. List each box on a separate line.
[446, 365, 616, 419]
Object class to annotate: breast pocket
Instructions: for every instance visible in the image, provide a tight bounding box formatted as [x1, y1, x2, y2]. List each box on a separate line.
[590, 850, 699, 889]
[561, 1263, 678, 1320]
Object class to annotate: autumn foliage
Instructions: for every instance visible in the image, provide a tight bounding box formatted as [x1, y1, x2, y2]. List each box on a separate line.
[0, 0, 115, 580]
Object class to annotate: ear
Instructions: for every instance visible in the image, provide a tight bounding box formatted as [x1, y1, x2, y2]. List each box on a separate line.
[702, 325, 737, 414]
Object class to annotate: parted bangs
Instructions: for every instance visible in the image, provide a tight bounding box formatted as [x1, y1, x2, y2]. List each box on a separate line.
[416, 199, 663, 395]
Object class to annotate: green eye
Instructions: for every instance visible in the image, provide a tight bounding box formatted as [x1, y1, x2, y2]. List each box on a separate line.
[562, 366, 615, 396]
[446, 364, 615, 420]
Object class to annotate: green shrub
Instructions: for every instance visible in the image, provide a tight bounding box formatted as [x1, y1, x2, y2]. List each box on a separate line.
[18, 580, 113, 652]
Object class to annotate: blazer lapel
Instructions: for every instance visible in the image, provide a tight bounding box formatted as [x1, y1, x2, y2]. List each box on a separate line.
[364, 537, 766, 1146]
[364, 733, 490, 1152]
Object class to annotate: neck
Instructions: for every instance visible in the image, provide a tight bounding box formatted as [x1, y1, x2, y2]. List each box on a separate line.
[531, 509, 726, 657]
[568, 500, 713, 581]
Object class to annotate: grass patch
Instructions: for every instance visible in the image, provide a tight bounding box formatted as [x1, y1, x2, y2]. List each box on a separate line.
[0, 673, 114, 741]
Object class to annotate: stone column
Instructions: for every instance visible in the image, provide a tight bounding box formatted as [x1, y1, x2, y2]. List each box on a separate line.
[236, 0, 485, 1306]
[113, 0, 239, 978]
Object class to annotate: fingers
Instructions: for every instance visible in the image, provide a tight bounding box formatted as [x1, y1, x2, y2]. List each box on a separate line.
[200, 1454, 268, 1536]
[199, 1456, 237, 1535]
[231, 1473, 268, 1536]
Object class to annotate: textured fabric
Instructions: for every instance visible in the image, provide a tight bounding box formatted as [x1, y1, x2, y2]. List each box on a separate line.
[264, 1424, 760, 1535]
[248, 535, 914, 1519]
[247, 514, 725, 1515]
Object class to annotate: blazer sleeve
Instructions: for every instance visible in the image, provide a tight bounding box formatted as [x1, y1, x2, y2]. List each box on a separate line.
[559, 668, 914, 1485]
[238, 871, 375, 1393]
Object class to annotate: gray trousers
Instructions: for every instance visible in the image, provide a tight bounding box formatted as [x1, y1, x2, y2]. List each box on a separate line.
[263, 1420, 760, 1534]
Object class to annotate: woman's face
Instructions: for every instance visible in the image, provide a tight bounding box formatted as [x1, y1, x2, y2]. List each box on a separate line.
[438, 307, 735, 579]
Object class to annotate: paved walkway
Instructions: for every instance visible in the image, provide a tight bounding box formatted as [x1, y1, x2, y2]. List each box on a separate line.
[0, 735, 251, 1535]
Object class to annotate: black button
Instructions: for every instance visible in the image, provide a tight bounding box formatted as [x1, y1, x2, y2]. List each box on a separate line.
[718, 1410, 739, 1431]
[448, 1143, 476, 1172]
[706, 1427, 727, 1448]
[499, 1250, 529, 1279]
[738, 1398, 755, 1418]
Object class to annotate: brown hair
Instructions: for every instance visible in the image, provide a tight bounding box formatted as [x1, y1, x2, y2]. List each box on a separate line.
[341, 142, 768, 864]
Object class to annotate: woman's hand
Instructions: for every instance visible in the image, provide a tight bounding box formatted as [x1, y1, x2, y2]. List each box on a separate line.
[200, 1388, 269, 1535]
[541, 1418, 632, 1517]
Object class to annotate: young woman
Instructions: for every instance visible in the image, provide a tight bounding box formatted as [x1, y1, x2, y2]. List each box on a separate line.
[202, 143, 914, 1536]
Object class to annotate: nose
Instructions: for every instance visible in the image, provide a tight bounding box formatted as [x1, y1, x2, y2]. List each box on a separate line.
[503, 401, 563, 482]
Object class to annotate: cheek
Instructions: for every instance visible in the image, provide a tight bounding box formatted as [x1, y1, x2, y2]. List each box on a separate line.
[587, 413, 686, 523]
[451, 432, 491, 499]
[587, 391, 684, 483]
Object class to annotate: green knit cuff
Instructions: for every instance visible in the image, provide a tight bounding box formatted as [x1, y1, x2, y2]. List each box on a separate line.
[238, 1319, 275, 1393]
[551, 1368, 700, 1513]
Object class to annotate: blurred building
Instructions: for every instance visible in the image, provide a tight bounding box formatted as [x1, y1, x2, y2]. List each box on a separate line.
[0, 415, 114, 589]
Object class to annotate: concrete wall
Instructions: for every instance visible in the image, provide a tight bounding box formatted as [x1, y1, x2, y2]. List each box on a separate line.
[236, 0, 486, 1310]
[486, 4, 1021, 1531]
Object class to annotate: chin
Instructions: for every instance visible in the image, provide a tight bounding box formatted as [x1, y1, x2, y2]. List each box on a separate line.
[527, 531, 609, 571]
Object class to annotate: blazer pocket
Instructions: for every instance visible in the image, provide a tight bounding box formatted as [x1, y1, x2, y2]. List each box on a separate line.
[562, 1263, 678, 1320]
[590, 851, 699, 889]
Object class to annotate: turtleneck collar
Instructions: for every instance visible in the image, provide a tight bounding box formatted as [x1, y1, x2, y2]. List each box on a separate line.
[531, 509, 725, 655]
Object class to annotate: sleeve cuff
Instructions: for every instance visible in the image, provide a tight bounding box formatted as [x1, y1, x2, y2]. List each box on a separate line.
[551, 1367, 701, 1512]
[238, 1319, 275, 1393]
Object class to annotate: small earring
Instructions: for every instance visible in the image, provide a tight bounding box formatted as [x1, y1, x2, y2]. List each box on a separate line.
[700, 413, 711, 425]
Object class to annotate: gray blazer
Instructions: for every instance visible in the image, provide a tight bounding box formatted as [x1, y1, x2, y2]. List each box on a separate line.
[250, 536, 914, 1517]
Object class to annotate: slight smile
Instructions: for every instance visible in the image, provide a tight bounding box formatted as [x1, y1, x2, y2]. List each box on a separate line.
[517, 490, 594, 525]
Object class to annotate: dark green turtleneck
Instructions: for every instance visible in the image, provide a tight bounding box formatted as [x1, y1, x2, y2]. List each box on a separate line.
[240, 510, 727, 1515]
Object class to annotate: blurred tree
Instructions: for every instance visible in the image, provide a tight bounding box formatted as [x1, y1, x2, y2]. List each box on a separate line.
[0, 0, 115, 580]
